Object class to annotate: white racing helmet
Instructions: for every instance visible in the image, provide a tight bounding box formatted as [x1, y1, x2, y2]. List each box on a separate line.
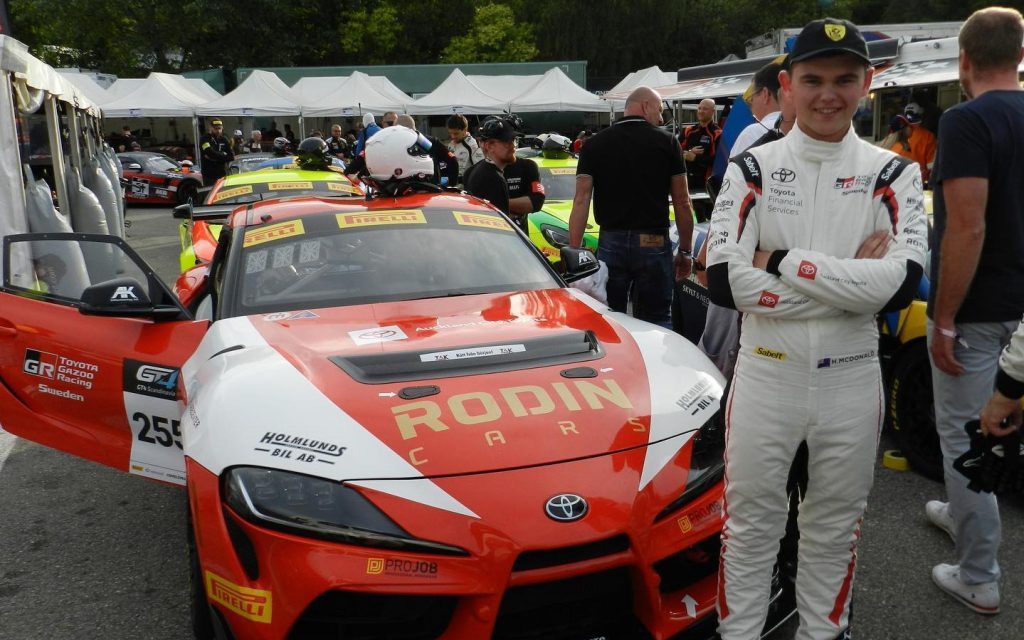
[365, 125, 434, 183]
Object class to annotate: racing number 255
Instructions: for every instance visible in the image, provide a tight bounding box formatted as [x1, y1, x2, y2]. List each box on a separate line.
[133, 412, 182, 449]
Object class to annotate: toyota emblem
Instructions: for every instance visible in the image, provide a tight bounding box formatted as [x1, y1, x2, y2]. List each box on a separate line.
[544, 494, 588, 522]
[771, 168, 796, 183]
[359, 329, 397, 339]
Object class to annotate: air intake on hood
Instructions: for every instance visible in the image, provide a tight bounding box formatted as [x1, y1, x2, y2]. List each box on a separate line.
[331, 330, 604, 384]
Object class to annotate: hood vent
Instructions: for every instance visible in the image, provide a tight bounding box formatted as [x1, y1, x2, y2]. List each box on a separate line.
[331, 330, 603, 384]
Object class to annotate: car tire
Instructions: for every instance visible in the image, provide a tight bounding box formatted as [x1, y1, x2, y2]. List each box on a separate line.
[186, 497, 216, 640]
[177, 181, 199, 205]
[887, 339, 943, 481]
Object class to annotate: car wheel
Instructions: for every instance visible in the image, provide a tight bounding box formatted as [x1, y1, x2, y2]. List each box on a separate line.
[887, 340, 942, 481]
[186, 497, 216, 640]
[177, 181, 199, 205]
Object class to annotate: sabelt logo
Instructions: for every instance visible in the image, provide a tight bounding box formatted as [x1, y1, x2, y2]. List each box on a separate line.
[758, 291, 779, 308]
[743, 156, 760, 178]
[754, 346, 786, 361]
[453, 211, 511, 231]
[880, 159, 900, 182]
[205, 571, 272, 623]
[336, 210, 426, 228]
[23, 349, 57, 378]
[243, 220, 305, 247]
[798, 261, 817, 280]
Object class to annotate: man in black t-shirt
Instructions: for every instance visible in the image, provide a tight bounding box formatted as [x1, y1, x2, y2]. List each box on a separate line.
[463, 117, 518, 216]
[568, 86, 692, 328]
[926, 5, 1024, 614]
[926, 6, 1024, 616]
[503, 157, 545, 232]
[326, 124, 349, 160]
[199, 118, 234, 187]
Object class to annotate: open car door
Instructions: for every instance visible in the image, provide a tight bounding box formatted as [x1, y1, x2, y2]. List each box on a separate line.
[0, 233, 208, 486]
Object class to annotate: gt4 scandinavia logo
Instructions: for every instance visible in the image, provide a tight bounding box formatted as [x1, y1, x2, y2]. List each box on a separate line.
[771, 168, 795, 183]
[123, 359, 180, 400]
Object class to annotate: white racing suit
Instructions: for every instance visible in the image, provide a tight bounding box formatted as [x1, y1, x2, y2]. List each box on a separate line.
[706, 126, 927, 640]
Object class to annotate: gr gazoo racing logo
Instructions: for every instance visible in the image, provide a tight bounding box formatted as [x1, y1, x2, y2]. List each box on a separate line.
[798, 261, 818, 280]
[758, 291, 779, 308]
[23, 349, 57, 378]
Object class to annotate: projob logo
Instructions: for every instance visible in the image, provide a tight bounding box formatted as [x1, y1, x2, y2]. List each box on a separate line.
[23, 349, 57, 378]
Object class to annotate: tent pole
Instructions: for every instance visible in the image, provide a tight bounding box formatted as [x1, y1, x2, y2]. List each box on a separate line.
[192, 115, 201, 165]
[299, 114, 305, 139]
[44, 97, 71, 218]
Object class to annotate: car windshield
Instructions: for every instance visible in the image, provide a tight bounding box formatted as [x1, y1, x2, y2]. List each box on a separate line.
[146, 156, 180, 173]
[537, 167, 577, 200]
[234, 208, 559, 314]
[208, 177, 362, 205]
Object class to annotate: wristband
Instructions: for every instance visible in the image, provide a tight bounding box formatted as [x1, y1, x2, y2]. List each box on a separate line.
[935, 327, 958, 340]
[677, 248, 692, 257]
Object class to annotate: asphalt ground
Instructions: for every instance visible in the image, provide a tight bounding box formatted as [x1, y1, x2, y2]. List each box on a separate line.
[0, 204, 1021, 639]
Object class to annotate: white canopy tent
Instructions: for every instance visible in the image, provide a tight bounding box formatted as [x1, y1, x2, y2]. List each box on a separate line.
[181, 78, 221, 101]
[466, 74, 542, 103]
[408, 68, 508, 115]
[196, 69, 303, 118]
[101, 72, 208, 117]
[105, 78, 145, 101]
[868, 37, 1024, 89]
[606, 65, 677, 96]
[57, 72, 110, 108]
[509, 67, 607, 112]
[302, 71, 409, 117]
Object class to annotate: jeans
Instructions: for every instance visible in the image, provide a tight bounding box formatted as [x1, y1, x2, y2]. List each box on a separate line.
[927, 319, 1015, 584]
[597, 229, 673, 329]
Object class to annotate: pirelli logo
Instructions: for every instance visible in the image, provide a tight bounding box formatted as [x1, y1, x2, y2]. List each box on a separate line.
[212, 185, 254, 202]
[205, 571, 272, 623]
[327, 182, 358, 193]
[243, 220, 305, 247]
[336, 210, 426, 228]
[453, 211, 512, 231]
[268, 181, 313, 190]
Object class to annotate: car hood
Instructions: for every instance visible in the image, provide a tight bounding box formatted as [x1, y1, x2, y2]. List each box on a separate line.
[182, 289, 722, 487]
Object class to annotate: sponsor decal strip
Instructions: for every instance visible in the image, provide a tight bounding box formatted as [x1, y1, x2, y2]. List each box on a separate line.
[205, 571, 272, 623]
[336, 210, 426, 228]
[268, 181, 313, 190]
[419, 344, 525, 362]
[452, 211, 512, 231]
[212, 185, 254, 202]
[243, 220, 305, 247]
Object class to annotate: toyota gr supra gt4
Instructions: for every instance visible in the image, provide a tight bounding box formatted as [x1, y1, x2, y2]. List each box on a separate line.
[0, 191, 796, 639]
[118, 151, 204, 204]
[176, 168, 364, 272]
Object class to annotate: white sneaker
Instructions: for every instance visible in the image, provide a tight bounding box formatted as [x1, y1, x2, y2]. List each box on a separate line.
[932, 563, 1000, 614]
[925, 500, 956, 542]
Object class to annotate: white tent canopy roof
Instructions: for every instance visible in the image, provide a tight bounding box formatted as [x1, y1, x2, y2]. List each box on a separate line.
[57, 72, 110, 107]
[106, 78, 144, 101]
[101, 72, 208, 117]
[1, 36, 102, 115]
[509, 67, 607, 112]
[302, 71, 407, 117]
[408, 68, 508, 115]
[607, 65, 677, 96]
[181, 77, 221, 101]
[466, 74, 542, 102]
[870, 36, 1024, 89]
[196, 69, 302, 117]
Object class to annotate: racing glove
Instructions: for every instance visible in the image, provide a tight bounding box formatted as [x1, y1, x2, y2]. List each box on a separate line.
[953, 420, 1024, 494]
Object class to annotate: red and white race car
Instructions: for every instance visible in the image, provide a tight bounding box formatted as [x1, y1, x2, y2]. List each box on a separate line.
[118, 151, 203, 204]
[0, 190, 793, 639]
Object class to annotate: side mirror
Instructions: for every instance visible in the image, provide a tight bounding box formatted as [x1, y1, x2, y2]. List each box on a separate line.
[79, 277, 181, 320]
[559, 247, 600, 283]
[173, 202, 193, 219]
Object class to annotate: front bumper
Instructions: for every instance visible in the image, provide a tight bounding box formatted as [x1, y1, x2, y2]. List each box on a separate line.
[186, 452, 727, 640]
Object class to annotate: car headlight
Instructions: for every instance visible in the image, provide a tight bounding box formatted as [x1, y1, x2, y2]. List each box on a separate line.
[654, 417, 726, 522]
[224, 467, 468, 556]
[540, 223, 571, 248]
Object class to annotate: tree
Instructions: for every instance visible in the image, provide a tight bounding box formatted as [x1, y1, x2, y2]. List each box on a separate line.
[338, 2, 402, 65]
[441, 3, 538, 63]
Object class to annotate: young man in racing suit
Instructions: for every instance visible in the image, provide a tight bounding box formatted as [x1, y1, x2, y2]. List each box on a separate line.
[706, 19, 927, 640]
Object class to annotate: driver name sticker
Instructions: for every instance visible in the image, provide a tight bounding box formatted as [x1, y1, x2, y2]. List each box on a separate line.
[349, 325, 408, 346]
[212, 184, 253, 202]
[337, 210, 425, 228]
[326, 181, 359, 193]
[549, 168, 575, 175]
[206, 571, 272, 623]
[453, 211, 513, 231]
[244, 220, 306, 247]
[122, 359, 185, 485]
[268, 181, 313, 190]
[419, 344, 525, 362]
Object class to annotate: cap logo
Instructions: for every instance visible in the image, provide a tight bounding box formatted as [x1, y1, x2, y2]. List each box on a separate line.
[825, 24, 846, 41]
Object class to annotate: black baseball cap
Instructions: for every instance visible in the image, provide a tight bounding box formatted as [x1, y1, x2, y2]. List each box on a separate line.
[789, 18, 870, 65]
[478, 117, 518, 142]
